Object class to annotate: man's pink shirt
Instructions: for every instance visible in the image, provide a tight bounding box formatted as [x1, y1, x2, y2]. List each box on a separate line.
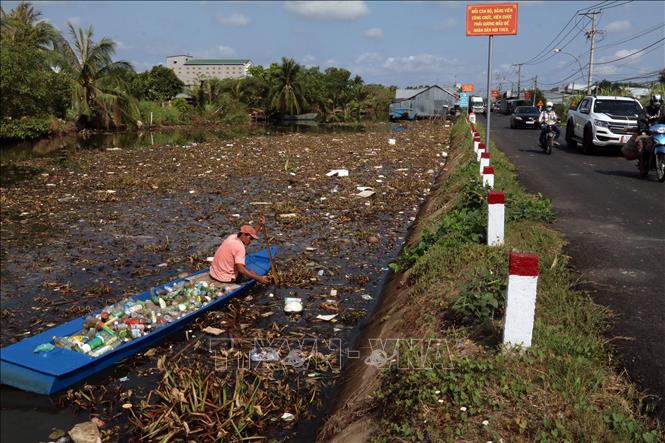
[210, 234, 245, 282]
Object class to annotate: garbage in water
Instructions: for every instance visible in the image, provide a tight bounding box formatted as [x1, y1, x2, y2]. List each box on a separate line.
[361, 294, 373, 301]
[316, 314, 338, 322]
[356, 190, 376, 198]
[68, 421, 101, 443]
[202, 326, 225, 336]
[325, 169, 349, 177]
[284, 297, 303, 313]
[281, 412, 296, 422]
[249, 348, 280, 362]
[388, 138, 396, 145]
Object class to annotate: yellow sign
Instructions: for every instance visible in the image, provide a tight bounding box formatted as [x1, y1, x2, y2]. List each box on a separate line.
[537, 100, 544, 107]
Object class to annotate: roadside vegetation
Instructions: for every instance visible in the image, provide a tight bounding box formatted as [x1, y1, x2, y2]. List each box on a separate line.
[1, 2, 396, 141]
[371, 116, 662, 442]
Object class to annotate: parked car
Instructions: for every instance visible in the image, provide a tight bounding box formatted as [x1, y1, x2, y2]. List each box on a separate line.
[510, 106, 541, 129]
[566, 95, 642, 154]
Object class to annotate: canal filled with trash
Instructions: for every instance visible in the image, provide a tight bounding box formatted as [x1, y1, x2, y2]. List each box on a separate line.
[0, 121, 451, 442]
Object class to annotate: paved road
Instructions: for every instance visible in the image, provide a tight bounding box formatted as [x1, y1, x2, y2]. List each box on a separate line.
[483, 113, 665, 418]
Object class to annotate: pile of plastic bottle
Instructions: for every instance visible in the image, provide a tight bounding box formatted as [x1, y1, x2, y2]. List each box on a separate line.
[51, 281, 227, 358]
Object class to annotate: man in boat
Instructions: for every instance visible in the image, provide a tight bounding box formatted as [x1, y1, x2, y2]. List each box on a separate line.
[210, 217, 271, 285]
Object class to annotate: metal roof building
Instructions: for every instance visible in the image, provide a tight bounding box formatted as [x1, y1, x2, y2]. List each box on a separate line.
[166, 55, 252, 87]
[389, 85, 458, 118]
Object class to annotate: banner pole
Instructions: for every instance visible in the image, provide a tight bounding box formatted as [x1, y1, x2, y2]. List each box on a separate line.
[485, 34, 493, 152]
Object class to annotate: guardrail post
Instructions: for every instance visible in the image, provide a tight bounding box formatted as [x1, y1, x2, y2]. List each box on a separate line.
[503, 252, 539, 349]
[479, 152, 490, 175]
[476, 143, 485, 161]
[482, 166, 494, 189]
[487, 191, 504, 246]
[473, 133, 481, 153]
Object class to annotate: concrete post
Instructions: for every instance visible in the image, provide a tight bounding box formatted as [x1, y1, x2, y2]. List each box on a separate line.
[503, 252, 539, 348]
[487, 191, 505, 246]
[479, 152, 490, 175]
[476, 144, 486, 161]
[482, 166, 495, 188]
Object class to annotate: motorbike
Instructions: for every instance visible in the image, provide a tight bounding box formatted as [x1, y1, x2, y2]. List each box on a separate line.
[642, 123, 665, 182]
[539, 119, 558, 155]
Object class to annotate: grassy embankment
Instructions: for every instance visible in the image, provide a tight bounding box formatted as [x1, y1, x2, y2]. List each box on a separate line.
[371, 117, 661, 442]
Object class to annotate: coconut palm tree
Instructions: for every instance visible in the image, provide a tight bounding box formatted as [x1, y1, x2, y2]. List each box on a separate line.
[0, 1, 58, 48]
[270, 57, 307, 116]
[53, 23, 137, 129]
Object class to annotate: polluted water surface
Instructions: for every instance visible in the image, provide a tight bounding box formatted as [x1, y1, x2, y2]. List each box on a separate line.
[0, 120, 451, 441]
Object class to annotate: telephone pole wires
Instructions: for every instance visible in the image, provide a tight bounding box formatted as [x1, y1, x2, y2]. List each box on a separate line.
[580, 10, 600, 95]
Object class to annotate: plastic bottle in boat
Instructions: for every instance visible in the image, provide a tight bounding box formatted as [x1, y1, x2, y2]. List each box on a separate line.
[53, 336, 76, 350]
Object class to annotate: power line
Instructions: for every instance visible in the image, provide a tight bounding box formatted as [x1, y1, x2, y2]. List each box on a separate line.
[515, 0, 612, 65]
[593, 37, 665, 64]
[594, 23, 664, 51]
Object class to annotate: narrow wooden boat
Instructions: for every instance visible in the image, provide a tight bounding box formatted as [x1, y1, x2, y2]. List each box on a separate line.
[0, 248, 275, 395]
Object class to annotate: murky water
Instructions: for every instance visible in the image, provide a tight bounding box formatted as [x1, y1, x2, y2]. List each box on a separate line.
[0, 120, 439, 442]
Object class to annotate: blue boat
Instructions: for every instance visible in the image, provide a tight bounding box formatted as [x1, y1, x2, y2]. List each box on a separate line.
[0, 248, 275, 395]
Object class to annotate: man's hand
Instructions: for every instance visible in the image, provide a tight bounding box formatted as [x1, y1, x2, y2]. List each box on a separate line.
[256, 275, 271, 285]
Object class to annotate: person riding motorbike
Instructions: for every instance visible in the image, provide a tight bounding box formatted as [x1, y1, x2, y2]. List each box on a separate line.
[635, 94, 664, 175]
[538, 101, 560, 147]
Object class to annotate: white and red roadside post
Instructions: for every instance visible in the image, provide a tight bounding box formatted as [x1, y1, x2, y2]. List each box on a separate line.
[487, 192, 504, 246]
[473, 132, 481, 153]
[479, 152, 490, 175]
[503, 252, 539, 349]
[482, 166, 494, 188]
[476, 143, 486, 161]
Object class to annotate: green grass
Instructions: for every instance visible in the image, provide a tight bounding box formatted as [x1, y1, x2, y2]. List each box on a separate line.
[373, 116, 661, 442]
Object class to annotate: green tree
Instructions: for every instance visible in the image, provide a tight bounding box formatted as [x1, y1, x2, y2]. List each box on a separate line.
[270, 57, 307, 116]
[144, 65, 183, 101]
[0, 2, 70, 121]
[53, 23, 137, 128]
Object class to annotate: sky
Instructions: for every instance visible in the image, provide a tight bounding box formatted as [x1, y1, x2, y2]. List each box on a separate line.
[6, 0, 665, 94]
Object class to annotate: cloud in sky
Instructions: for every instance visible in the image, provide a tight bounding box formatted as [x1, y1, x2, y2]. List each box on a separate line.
[67, 16, 80, 26]
[364, 27, 383, 38]
[217, 12, 250, 27]
[284, 1, 368, 21]
[217, 45, 236, 56]
[434, 17, 456, 32]
[114, 40, 129, 50]
[604, 20, 631, 33]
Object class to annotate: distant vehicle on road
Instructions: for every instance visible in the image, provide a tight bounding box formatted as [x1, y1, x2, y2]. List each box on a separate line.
[510, 106, 541, 129]
[469, 96, 486, 115]
[500, 99, 530, 115]
[566, 95, 642, 154]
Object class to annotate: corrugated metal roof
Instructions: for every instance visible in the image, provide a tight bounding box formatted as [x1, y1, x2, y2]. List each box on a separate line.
[396, 88, 427, 99]
[184, 59, 250, 65]
[395, 85, 457, 100]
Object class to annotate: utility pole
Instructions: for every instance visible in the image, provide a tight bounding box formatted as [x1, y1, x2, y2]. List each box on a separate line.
[513, 63, 523, 98]
[580, 11, 600, 95]
[533, 76, 537, 106]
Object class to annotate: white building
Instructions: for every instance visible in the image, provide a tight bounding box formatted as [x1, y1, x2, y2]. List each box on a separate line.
[166, 55, 252, 87]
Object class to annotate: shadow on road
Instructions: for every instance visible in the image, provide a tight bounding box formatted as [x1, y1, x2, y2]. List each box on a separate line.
[595, 169, 647, 180]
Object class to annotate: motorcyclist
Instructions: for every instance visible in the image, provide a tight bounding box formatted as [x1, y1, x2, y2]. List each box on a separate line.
[538, 101, 561, 147]
[635, 94, 664, 176]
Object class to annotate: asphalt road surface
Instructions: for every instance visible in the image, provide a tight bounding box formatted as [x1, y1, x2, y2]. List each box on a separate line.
[482, 113, 665, 419]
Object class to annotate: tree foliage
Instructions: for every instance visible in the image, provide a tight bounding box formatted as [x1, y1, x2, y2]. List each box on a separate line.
[53, 23, 137, 128]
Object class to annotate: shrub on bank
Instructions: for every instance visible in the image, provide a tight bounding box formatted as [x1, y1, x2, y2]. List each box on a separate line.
[0, 117, 51, 140]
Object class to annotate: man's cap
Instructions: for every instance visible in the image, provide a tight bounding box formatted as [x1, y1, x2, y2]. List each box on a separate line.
[240, 225, 259, 239]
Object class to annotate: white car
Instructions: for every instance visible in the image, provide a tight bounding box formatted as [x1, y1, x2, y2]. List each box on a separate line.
[566, 95, 642, 154]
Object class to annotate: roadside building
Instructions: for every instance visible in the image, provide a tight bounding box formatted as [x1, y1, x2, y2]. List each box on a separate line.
[389, 85, 457, 119]
[166, 55, 252, 87]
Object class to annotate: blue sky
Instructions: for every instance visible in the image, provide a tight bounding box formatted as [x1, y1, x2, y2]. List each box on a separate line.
[7, 1, 665, 93]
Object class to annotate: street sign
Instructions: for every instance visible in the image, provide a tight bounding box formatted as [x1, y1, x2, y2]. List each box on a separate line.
[491, 90, 499, 97]
[466, 3, 519, 36]
[460, 93, 469, 107]
[537, 100, 544, 107]
[461, 84, 475, 92]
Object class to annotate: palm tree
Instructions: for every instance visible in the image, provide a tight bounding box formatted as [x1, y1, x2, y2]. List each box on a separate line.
[270, 57, 307, 116]
[53, 23, 137, 129]
[0, 2, 58, 48]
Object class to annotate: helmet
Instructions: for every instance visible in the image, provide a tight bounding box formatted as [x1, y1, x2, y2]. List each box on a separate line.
[545, 101, 553, 110]
[651, 94, 662, 107]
